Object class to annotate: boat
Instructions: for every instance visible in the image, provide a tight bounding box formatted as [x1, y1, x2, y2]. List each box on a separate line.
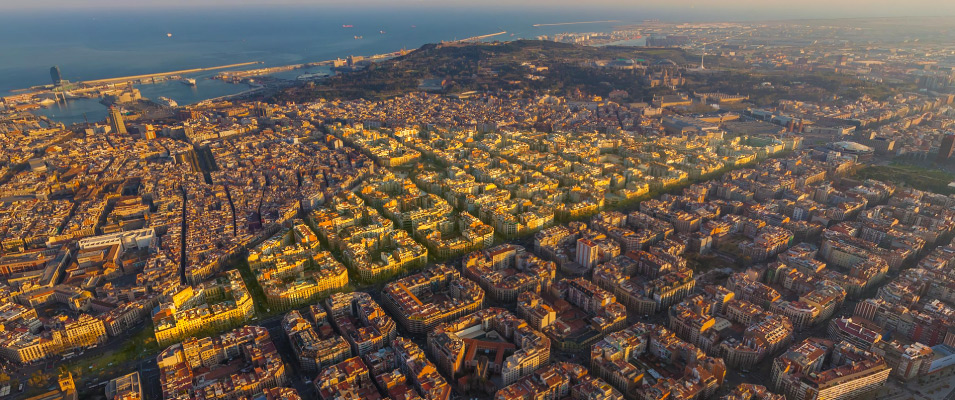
[342, 24, 353, 28]
[181, 78, 196, 86]
[296, 72, 329, 80]
[380, 30, 386, 34]
[354, 35, 363, 40]
[156, 96, 178, 107]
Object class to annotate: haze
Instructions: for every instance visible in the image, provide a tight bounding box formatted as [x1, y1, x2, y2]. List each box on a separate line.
[4, 0, 955, 20]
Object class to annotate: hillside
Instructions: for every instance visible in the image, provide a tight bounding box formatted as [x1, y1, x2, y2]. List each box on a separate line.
[272, 40, 697, 102]
[270, 39, 904, 107]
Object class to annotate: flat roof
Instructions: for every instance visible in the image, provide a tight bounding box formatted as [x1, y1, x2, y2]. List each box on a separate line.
[932, 344, 955, 357]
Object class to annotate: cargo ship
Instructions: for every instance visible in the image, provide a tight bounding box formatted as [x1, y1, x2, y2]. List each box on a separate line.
[342, 24, 353, 28]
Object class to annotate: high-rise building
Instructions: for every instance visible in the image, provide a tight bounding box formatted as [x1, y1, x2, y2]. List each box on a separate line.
[108, 107, 127, 135]
[576, 238, 599, 269]
[938, 133, 955, 163]
[50, 66, 62, 86]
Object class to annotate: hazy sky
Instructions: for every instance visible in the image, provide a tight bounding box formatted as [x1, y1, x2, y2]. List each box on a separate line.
[3, 0, 955, 19]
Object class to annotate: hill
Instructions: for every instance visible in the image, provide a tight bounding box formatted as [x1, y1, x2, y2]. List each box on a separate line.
[269, 39, 904, 107]
[271, 40, 697, 102]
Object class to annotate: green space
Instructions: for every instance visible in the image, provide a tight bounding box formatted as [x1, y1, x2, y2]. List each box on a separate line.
[62, 321, 159, 389]
[685, 253, 735, 272]
[854, 163, 955, 195]
[230, 255, 287, 318]
[714, 235, 748, 263]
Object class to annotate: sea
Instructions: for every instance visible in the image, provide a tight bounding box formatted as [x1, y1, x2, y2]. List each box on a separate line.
[0, 5, 801, 125]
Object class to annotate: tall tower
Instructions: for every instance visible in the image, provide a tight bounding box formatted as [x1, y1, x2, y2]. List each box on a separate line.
[108, 106, 127, 135]
[50, 66, 63, 86]
[938, 133, 955, 163]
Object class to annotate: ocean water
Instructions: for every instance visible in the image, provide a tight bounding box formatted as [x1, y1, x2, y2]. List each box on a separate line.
[1, 3, 937, 96]
[1, 7, 648, 123]
[0, 7, 636, 93]
[8, 5, 781, 124]
[30, 98, 109, 126]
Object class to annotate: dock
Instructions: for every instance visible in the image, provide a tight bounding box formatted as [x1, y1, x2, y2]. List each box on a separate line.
[79, 62, 263, 85]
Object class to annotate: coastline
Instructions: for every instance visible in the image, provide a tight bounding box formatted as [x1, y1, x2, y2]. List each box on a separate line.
[9, 30, 511, 126]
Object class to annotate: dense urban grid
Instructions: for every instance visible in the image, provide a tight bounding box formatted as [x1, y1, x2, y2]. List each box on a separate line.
[2, 17, 955, 400]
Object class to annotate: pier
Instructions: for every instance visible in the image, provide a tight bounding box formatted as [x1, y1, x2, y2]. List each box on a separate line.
[456, 31, 508, 43]
[78, 62, 263, 85]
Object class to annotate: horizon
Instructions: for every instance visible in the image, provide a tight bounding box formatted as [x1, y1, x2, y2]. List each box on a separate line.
[3, 1, 955, 21]
[3, 3, 954, 95]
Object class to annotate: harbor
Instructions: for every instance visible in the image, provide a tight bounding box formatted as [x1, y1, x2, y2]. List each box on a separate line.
[212, 48, 412, 82]
[4, 47, 418, 125]
[77, 62, 262, 86]
[1, 22, 573, 127]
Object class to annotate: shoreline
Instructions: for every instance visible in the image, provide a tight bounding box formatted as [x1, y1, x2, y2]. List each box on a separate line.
[7, 61, 263, 95]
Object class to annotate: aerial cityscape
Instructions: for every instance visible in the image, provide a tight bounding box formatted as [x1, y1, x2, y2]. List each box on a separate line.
[3, 1, 955, 400]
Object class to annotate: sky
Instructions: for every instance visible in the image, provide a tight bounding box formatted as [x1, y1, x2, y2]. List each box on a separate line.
[3, 0, 955, 19]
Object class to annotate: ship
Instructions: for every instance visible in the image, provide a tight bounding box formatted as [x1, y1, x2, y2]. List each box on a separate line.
[181, 78, 197, 86]
[342, 24, 354, 28]
[156, 96, 178, 107]
[354, 35, 363, 40]
[296, 72, 329, 81]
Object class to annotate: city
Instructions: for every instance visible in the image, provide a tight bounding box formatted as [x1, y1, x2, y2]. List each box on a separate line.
[1, 3, 955, 400]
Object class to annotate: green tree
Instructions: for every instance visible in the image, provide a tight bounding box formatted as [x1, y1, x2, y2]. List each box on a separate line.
[28, 371, 49, 388]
